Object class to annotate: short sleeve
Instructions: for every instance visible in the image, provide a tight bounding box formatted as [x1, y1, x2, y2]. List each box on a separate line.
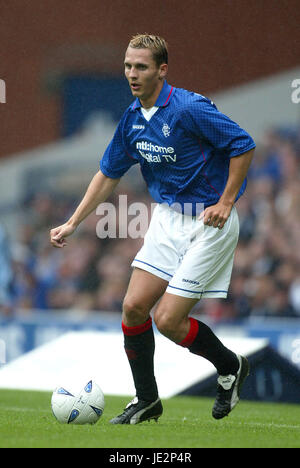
[100, 117, 138, 179]
[182, 99, 256, 157]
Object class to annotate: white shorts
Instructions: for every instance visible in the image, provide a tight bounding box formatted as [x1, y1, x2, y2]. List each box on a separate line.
[131, 203, 239, 300]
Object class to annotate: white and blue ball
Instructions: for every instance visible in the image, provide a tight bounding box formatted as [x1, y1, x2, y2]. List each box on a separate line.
[51, 380, 105, 425]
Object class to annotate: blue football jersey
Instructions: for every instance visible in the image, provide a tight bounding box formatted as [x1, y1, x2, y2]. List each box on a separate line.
[100, 80, 256, 214]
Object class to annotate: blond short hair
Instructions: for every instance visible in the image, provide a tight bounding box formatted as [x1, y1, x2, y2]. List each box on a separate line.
[128, 34, 168, 67]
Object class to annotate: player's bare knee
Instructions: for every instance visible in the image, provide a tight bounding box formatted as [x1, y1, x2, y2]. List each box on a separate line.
[154, 310, 178, 340]
[122, 296, 150, 326]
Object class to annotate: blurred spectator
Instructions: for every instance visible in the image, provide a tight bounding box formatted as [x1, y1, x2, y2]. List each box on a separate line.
[0, 225, 14, 316]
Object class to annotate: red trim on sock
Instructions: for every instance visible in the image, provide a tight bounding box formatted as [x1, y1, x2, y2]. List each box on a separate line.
[178, 318, 199, 347]
[122, 317, 152, 336]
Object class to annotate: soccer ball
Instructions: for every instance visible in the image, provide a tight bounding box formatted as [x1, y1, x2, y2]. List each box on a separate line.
[51, 380, 105, 425]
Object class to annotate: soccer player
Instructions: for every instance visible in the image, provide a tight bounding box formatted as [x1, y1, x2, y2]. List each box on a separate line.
[50, 34, 256, 424]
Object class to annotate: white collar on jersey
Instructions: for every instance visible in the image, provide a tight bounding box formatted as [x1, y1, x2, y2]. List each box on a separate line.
[141, 106, 159, 122]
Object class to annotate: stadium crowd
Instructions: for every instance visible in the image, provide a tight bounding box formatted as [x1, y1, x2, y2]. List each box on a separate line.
[1, 125, 300, 323]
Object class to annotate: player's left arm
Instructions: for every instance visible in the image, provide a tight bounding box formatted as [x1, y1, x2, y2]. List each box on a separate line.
[183, 98, 255, 228]
[200, 148, 255, 229]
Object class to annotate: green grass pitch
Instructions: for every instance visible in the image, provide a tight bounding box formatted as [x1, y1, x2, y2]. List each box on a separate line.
[0, 389, 300, 448]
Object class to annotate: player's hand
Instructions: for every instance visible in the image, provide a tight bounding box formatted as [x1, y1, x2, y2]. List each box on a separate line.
[50, 222, 76, 248]
[198, 201, 233, 229]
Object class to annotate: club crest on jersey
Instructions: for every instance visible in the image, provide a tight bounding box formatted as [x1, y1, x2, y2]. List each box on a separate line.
[162, 123, 171, 137]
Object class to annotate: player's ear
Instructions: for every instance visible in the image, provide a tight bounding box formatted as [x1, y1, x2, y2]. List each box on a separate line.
[159, 63, 168, 80]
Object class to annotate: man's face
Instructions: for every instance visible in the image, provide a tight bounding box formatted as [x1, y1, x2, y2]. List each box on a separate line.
[124, 46, 167, 107]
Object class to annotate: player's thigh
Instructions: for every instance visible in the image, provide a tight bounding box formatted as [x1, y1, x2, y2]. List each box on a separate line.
[154, 292, 198, 340]
[123, 267, 168, 326]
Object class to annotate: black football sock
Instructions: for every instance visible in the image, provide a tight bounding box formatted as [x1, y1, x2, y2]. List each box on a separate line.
[122, 317, 159, 402]
[178, 317, 239, 375]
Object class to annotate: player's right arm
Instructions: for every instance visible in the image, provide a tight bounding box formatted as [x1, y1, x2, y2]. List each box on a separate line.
[50, 170, 120, 248]
[50, 108, 138, 248]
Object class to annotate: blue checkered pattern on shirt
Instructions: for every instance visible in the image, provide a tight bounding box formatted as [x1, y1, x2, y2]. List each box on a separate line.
[100, 81, 256, 214]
